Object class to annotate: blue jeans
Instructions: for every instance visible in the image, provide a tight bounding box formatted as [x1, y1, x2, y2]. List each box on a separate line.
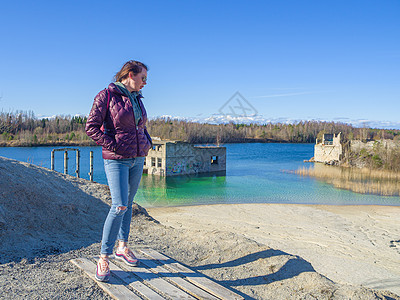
[101, 157, 145, 255]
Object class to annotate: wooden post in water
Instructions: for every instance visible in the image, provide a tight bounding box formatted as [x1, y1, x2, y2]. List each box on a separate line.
[51, 150, 55, 170]
[89, 151, 94, 181]
[75, 150, 80, 178]
[51, 148, 81, 177]
[64, 151, 68, 175]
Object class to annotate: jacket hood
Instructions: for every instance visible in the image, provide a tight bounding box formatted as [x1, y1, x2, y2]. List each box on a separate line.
[108, 83, 124, 96]
[108, 83, 143, 99]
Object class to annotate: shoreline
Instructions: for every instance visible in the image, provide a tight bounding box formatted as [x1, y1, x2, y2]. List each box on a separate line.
[0, 140, 97, 147]
[145, 202, 400, 209]
[0, 140, 311, 147]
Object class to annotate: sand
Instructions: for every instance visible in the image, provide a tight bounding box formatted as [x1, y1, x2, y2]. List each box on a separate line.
[0, 156, 399, 299]
[148, 204, 400, 295]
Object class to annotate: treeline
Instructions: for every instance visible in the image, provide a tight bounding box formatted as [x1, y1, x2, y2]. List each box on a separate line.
[0, 111, 91, 146]
[1, 111, 400, 146]
[147, 118, 400, 144]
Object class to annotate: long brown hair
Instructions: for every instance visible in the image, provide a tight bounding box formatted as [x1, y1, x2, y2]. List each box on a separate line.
[114, 60, 148, 82]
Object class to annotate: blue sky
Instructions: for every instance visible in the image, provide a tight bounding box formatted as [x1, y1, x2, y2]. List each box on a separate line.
[0, 1, 399, 128]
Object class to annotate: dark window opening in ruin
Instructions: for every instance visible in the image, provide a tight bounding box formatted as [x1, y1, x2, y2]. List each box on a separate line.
[152, 144, 162, 151]
[157, 158, 162, 168]
[143, 159, 146, 166]
[323, 134, 334, 145]
[151, 157, 156, 167]
[211, 156, 218, 165]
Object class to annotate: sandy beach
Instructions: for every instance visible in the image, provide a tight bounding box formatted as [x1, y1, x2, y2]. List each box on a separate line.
[148, 204, 400, 295]
[0, 156, 399, 299]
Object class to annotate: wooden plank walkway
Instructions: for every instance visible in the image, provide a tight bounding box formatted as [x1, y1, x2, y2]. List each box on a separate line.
[71, 248, 244, 300]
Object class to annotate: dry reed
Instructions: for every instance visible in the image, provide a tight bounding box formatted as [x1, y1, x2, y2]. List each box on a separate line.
[296, 164, 400, 196]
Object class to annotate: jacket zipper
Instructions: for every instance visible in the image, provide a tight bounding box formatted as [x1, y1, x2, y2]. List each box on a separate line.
[135, 125, 139, 155]
[130, 99, 140, 156]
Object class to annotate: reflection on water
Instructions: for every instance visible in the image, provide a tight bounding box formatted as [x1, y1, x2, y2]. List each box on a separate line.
[297, 163, 400, 196]
[138, 171, 227, 207]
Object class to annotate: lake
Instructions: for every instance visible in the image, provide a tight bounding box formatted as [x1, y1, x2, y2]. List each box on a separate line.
[1, 143, 399, 207]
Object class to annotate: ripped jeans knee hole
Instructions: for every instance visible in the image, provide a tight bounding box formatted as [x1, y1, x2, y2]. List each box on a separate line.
[115, 206, 127, 216]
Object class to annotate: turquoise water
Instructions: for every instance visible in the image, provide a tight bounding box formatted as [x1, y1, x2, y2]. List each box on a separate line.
[1, 144, 399, 207]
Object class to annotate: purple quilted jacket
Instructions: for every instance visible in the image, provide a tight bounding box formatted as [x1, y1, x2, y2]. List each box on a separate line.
[85, 83, 152, 160]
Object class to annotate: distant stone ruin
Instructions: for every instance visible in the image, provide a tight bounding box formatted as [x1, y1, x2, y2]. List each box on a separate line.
[314, 133, 343, 164]
[143, 140, 226, 176]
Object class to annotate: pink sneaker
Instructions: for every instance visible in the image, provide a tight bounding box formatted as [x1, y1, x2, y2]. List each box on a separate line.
[115, 247, 138, 266]
[95, 256, 110, 282]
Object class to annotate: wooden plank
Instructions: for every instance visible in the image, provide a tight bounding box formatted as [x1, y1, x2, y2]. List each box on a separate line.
[70, 258, 141, 300]
[102, 256, 196, 300]
[100, 258, 165, 300]
[135, 252, 220, 300]
[139, 249, 244, 300]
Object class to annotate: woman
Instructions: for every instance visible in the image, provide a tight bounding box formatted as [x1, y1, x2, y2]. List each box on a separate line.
[85, 60, 152, 282]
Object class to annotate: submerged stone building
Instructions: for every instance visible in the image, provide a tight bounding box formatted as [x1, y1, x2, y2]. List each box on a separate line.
[143, 140, 226, 176]
[314, 133, 343, 164]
